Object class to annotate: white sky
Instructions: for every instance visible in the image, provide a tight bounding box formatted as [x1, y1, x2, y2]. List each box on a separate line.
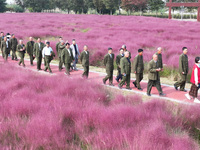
[6, 0, 15, 4]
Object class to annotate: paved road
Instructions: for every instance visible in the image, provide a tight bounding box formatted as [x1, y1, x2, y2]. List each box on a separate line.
[1, 56, 198, 105]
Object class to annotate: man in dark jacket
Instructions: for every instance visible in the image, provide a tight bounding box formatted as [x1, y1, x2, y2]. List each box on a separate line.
[115, 48, 124, 82]
[103, 47, 115, 86]
[80, 45, 90, 78]
[10, 34, 18, 60]
[132, 49, 144, 90]
[174, 47, 189, 92]
[118, 51, 132, 90]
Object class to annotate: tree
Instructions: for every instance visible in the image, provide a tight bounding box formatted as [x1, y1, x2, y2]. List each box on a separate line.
[102, 0, 118, 15]
[148, 0, 165, 16]
[0, 0, 6, 12]
[93, 0, 104, 14]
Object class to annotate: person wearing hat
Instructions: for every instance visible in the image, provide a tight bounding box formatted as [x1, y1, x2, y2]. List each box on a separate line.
[174, 47, 189, 92]
[61, 43, 74, 75]
[103, 47, 115, 86]
[26, 37, 35, 66]
[147, 54, 165, 96]
[132, 49, 144, 90]
[122, 45, 131, 59]
[118, 51, 132, 90]
[33, 38, 45, 71]
[1, 36, 11, 61]
[115, 48, 124, 82]
[80, 45, 90, 78]
[17, 40, 26, 67]
[42, 42, 54, 73]
[10, 34, 18, 61]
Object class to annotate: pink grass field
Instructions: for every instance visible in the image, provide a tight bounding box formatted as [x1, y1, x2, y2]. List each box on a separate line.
[0, 13, 200, 67]
[0, 63, 200, 149]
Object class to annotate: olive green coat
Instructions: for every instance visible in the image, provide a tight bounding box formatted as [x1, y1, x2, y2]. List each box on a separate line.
[155, 52, 163, 69]
[17, 44, 26, 57]
[120, 57, 131, 75]
[58, 44, 65, 58]
[116, 54, 123, 68]
[148, 59, 160, 81]
[1, 41, 11, 54]
[56, 42, 60, 53]
[33, 42, 45, 57]
[179, 53, 189, 74]
[61, 48, 74, 64]
[133, 54, 144, 73]
[80, 51, 89, 66]
[10, 38, 18, 50]
[104, 53, 114, 70]
[26, 41, 35, 55]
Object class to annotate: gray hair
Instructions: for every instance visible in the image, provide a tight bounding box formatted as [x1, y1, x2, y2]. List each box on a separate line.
[122, 45, 126, 49]
[157, 47, 162, 51]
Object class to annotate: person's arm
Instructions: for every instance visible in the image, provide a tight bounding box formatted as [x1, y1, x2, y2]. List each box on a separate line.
[80, 52, 83, 63]
[194, 67, 198, 86]
[179, 55, 184, 74]
[148, 61, 157, 73]
[33, 43, 36, 56]
[120, 59, 125, 75]
[42, 47, 45, 58]
[103, 55, 107, 66]
[132, 55, 138, 73]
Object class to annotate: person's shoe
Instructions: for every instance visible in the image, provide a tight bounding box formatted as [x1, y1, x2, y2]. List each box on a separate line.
[115, 78, 119, 83]
[126, 87, 132, 90]
[118, 84, 122, 89]
[49, 72, 53, 74]
[103, 79, 106, 85]
[147, 93, 151, 96]
[185, 93, 191, 100]
[74, 69, 78, 71]
[159, 93, 166, 97]
[44, 69, 47, 72]
[132, 82, 137, 88]
[174, 84, 178, 90]
[31, 64, 34, 66]
[23, 64, 25, 67]
[194, 98, 200, 104]
[180, 89, 187, 92]
[109, 83, 114, 86]
[138, 88, 143, 91]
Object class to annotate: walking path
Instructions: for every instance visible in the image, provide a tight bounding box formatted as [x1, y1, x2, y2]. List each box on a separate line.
[1, 56, 198, 105]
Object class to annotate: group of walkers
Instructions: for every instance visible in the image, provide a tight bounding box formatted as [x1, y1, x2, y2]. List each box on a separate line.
[0, 32, 200, 103]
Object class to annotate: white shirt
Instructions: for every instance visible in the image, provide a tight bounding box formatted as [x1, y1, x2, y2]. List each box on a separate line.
[38, 43, 41, 50]
[194, 63, 199, 85]
[42, 46, 53, 57]
[85, 51, 88, 54]
[6, 41, 8, 48]
[67, 49, 71, 56]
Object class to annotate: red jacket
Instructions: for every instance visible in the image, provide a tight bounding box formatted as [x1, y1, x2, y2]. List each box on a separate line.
[190, 64, 200, 84]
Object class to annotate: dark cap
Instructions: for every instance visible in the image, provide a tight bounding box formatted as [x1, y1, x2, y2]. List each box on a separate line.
[66, 42, 70, 46]
[46, 42, 50, 45]
[138, 49, 143, 53]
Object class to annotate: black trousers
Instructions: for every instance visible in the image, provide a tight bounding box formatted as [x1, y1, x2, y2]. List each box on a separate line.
[65, 63, 71, 75]
[82, 65, 89, 78]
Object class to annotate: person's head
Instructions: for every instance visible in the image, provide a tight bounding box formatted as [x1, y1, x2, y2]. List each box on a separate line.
[108, 47, 112, 54]
[59, 37, 62, 42]
[29, 37, 33, 41]
[46, 42, 50, 47]
[157, 47, 162, 54]
[4, 36, 7, 41]
[66, 43, 70, 48]
[122, 45, 126, 50]
[138, 49, 143, 56]
[45, 40, 48, 44]
[12, 34, 15, 38]
[84, 45, 88, 51]
[124, 51, 129, 58]
[119, 48, 124, 55]
[72, 39, 76, 45]
[153, 54, 158, 62]
[60, 40, 65, 45]
[37, 38, 41, 43]
[182, 47, 188, 55]
[19, 40, 23, 44]
[1, 32, 4, 36]
[195, 57, 200, 64]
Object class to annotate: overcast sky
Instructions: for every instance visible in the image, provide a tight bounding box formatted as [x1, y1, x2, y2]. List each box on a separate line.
[6, 0, 15, 4]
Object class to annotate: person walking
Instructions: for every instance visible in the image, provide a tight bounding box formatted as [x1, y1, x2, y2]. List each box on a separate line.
[17, 40, 26, 67]
[174, 47, 189, 92]
[70, 39, 80, 71]
[26, 37, 35, 66]
[1, 37, 11, 61]
[132, 49, 144, 90]
[10, 34, 18, 61]
[42, 42, 53, 73]
[115, 48, 124, 82]
[80, 45, 90, 78]
[103, 47, 115, 86]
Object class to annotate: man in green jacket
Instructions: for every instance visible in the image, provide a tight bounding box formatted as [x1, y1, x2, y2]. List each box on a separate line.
[61, 43, 74, 75]
[26, 37, 35, 66]
[174, 47, 189, 92]
[80, 45, 90, 78]
[33, 38, 45, 71]
[10, 34, 18, 60]
[17, 40, 26, 67]
[115, 48, 124, 82]
[56, 37, 63, 71]
[118, 51, 132, 90]
[0, 32, 4, 56]
[132, 49, 144, 90]
[1, 37, 11, 61]
[147, 54, 165, 96]
[103, 47, 115, 86]
[122, 45, 131, 59]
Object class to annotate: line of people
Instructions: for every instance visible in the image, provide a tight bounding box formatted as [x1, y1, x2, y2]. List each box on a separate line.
[1, 32, 200, 103]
